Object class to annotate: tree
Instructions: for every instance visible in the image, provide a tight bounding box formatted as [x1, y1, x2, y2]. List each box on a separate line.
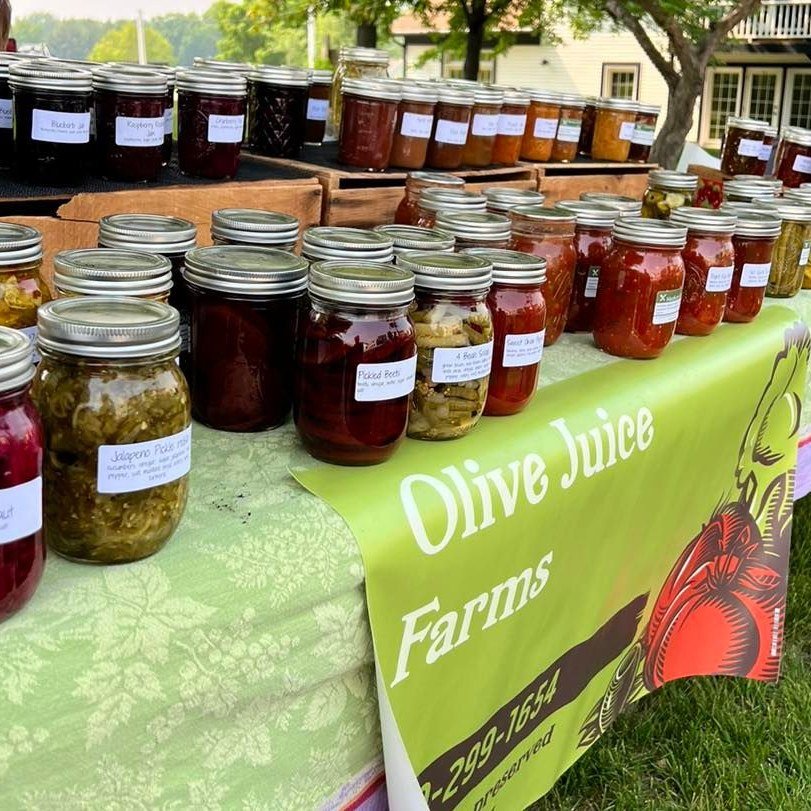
[9, 13, 114, 59]
[88, 22, 176, 65]
[152, 11, 220, 66]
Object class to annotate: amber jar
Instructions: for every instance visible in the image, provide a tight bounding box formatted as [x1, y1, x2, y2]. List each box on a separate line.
[302, 227, 395, 264]
[550, 94, 586, 163]
[374, 225, 455, 256]
[492, 89, 530, 166]
[721, 117, 770, 177]
[521, 91, 562, 162]
[591, 97, 639, 162]
[774, 126, 811, 189]
[416, 188, 487, 228]
[212, 209, 299, 251]
[577, 97, 597, 158]
[485, 187, 545, 215]
[435, 211, 511, 250]
[338, 78, 400, 171]
[395, 171, 466, 226]
[305, 69, 332, 145]
[641, 170, 698, 219]
[0, 223, 49, 345]
[580, 191, 642, 215]
[328, 47, 390, 141]
[389, 84, 438, 171]
[628, 103, 660, 163]
[247, 66, 309, 160]
[0, 56, 13, 169]
[426, 87, 474, 171]
[461, 85, 504, 168]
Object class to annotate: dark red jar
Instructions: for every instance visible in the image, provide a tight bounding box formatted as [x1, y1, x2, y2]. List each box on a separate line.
[775, 126, 811, 189]
[247, 66, 309, 159]
[627, 102, 660, 163]
[305, 69, 332, 145]
[721, 117, 770, 177]
[338, 78, 400, 171]
[0, 56, 13, 169]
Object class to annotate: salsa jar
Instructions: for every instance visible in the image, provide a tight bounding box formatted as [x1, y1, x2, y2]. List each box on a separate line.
[0, 56, 14, 169]
[669, 207, 737, 336]
[463, 248, 546, 416]
[642, 169, 698, 219]
[461, 85, 504, 168]
[434, 211, 511, 250]
[755, 199, 811, 297]
[389, 83, 438, 171]
[0, 223, 49, 344]
[416, 188, 487, 228]
[305, 69, 332, 145]
[591, 97, 639, 162]
[550, 94, 586, 163]
[9, 60, 93, 185]
[485, 187, 545, 215]
[294, 261, 416, 465]
[426, 87, 474, 171]
[395, 171, 465, 226]
[580, 192, 642, 215]
[0, 327, 45, 622]
[723, 176, 781, 203]
[328, 47, 390, 141]
[247, 66, 309, 159]
[374, 224, 455, 256]
[184, 246, 307, 432]
[577, 97, 597, 158]
[508, 205, 576, 346]
[302, 227, 394, 264]
[774, 126, 811, 189]
[212, 209, 299, 251]
[593, 218, 687, 359]
[492, 89, 530, 166]
[176, 69, 247, 180]
[397, 251, 494, 440]
[721, 117, 771, 176]
[628, 103, 660, 163]
[521, 91, 561, 162]
[32, 297, 190, 564]
[339, 78, 400, 171]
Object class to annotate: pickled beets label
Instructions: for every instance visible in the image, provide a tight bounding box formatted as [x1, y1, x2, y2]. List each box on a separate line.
[355, 356, 418, 402]
[31, 109, 91, 144]
[0, 477, 42, 546]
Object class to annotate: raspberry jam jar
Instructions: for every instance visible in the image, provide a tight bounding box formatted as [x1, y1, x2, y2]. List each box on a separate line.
[294, 261, 416, 465]
[508, 205, 576, 346]
[374, 225, 455, 256]
[591, 98, 639, 162]
[389, 84, 438, 170]
[521, 91, 561, 162]
[461, 84, 504, 167]
[593, 218, 687, 359]
[0, 56, 14, 169]
[212, 209, 300, 251]
[426, 87, 474, 171]
[0, 327, 44, 622]
[669, 207, 736, 336]
[627, 103, 660, 163]
[302, 227, 395, 264]
[305, 69, 332, 145]
[416, 188, 487, 228]
[0, 223, 49, 341]
[492, 89, 529, 166]
[721, 117, 770, 177]
[774, 126, 811, 189]
[550, 94, 585, 163]
[434, 211, 511, 250]
[395, 171, 465, 226]
[485, 187, 545, 215]
[462, 248, 546, 416]
[580, 192, 642, 215]
[338, 78, 400, 171]
[184, 246, 307, 432]
[247, 66, 309, 159]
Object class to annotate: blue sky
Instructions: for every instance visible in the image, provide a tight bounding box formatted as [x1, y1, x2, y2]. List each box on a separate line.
[12, 0, 216, 19]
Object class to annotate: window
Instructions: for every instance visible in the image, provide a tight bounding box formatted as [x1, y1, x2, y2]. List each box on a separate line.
[442, 52, 495, 84]
[601, 64, 639, 99]
[744, 69, 781, 126]
[785, 69, 811, 129]
[700, 67, 743, 147]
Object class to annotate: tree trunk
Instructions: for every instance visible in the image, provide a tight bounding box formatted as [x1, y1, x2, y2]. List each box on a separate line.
[651, 75, 702, 168]
[356, 23, 376, 48]
[464, 17, 485, 81]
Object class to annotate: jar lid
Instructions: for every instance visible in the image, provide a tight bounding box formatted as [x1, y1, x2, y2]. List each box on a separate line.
[556, 93, 586, 109]
[342, 77, 401, 102]
[434, 211, 511, 241]
[553, 200, 618, 228]
[613, 217, 687, 248]
[755, 198, 811, 223]
[764, 126, 778, 138]
[728, 208, 783, 238]
[107, 62, 176, 81]
[374, 225, 455, 252]
[408, 171, 465, 188]
[309, 69, 333, 85]
[211, 209, 299, 245]
[308, 261, 415, 307]
[400, 83, 439, 104]
[596, 97, 639, 112]
[396, 251, 492, 292]
[780, 126, 811, 147]
[0, 327, 36, 394]
[484, 188, 545, 213]
[192, 58, 253, 74]
[184, 246, 308, 296]
[670, 207, 737, 235]
[175, 68, 247, 97]
[451, 82, 503, 105]
[304, 227, 394, 252]
[419, 188, 487, 213]
[0, 223, 43, 267]
[723, 178, 781, 201]
[98, 214, 198, 255]
[92, 65, 167, 95]
[461, 248, 546, 285]
[37, 297, 180, 359]
[437, 86, 474, 107]
[54, 249, 173, 297]
[249, 65, 309, 88]
[9, 59, 93, 92]
[501, 89, 530, 107]
[785, 188, 811, 205]
[648, 169, 699, 191]
[340, 47, 390, 65]
[510, 205, 576, 224]
[579, 192, 642, 213]
[726, 116, 771, 133]
[636, 103, 661, 115]
[525, 89, 563, 105]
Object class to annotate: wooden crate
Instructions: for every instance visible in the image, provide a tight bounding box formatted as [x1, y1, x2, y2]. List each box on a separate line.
[537, 161, 655, 205]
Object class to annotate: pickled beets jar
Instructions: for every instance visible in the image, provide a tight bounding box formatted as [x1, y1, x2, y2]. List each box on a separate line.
[591, 97, 639, 162]
[0, 223, 49, 345]
[247, 66, 309, 159]
[521, 91, 561, 162]
[339, 78, 400, 171]
[302, 227, 395, 264]
[461, 84, 504, 168]
[462, 248, 546, 416]
[550, 94, 586, 163]
[593, 218, 687, 359]
[374, 224, 455, 256]
[416, 188, 487, 228]
[485, 187, 545, 215]
[434, 211, 511, 250]
[774, 126, 811, 189]
[492, 89, 530, 166]
[395, 171, 465, 226]
[426, 87, 474, 171]
[0, 327, 45, 622]
[294, 261, 416, 465]
[212, 209, 299, 251]
[580, 191, 643, 215]
[184, 246, 307, 432]
[389, 84, 438, 170]
[628, 103, 660, 163]
[305, 69, 332, 145]
[720, 117, 770, 177]
[508, 205, 576, 346]
[669, 207, 737, 336]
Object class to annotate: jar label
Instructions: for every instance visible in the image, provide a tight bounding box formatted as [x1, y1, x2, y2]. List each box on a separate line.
[0, 98, 11, 130]
[619, 121, 636, 141]
[631, 124, 655, 146]
[432, 342, 494, 383]
[307, 97, 330, 122]
[740, 262, 771, 288]
[97, 424, 192, 495]
[556, 119, 582, 143]
[164, 107, 174, 135]
[800, 240, 811, 267]
[0, 477, 42, 546]
[705, 265, 734, 292]
[498, 113, 526, 136]
[758, 142, 773, 162]
[533, 117, 558, 139]
[584, 266, 600, 298]
[793, 154, 811, 174]
[31, 109, 91, 144]
[207, 114, 245, 144]
[19, 326, 40, 364]
[435, 118, 469, 145]
[355, 355, 418, 402]
[401, 111, 433, 139]
[472, 113, 499, 137]
[651, 289, 682, 325]
[115, 116, 165, 148]
[503, 330, 545, 368]
[737, 138, 763, 158]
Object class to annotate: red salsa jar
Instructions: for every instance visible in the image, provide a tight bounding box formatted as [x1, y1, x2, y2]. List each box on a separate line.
[485, 187, 545, 215]
[627, 103, 660, 163]
[721, 117, 771, 177]
[426, 87, 474, 171]
[294, 261, 416, 465]
[415, 188, 487, 229]
[461, 84, 504, 168]
[593, 217, 687, 359]
[670, 207, 737, 336]
[434, 211, 511, 250]
[395, 171, 465, 226]
[247, 66, 309, 159]
[492, 89, 530, 166]
[389, 84, 438, 170]
[508, 205, 576, 346]
[339, 78, 400, 171]
[774, 126, 811, 189]
[305, 69, 332, 145]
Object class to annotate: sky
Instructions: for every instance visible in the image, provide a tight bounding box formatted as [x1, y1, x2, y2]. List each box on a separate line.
[11, 0, 216, 20]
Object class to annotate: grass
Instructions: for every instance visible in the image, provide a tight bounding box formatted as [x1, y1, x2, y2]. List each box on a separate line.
[529, 496, 811, 811]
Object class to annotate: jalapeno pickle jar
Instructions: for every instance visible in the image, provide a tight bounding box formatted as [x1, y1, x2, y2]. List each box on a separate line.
[389, 84, 438, 170]
[492, 89, 530, 166]
[521, 90, 561, 162]
[774, 126, 811, 189]
[591, 97, 639, 162]
[416, 188, 487, 228]
[374, 224, 455, 255]
[302, 227, 395, 264]
[484, 187, 545, 215]
[247, 66, 309, 159]
[426, 87, 474, 171]
[628, 103, 660, 163]
[460, 84, 504, 167]
[641, 170, 698, 219]
[395, 171, 466, 226]
[721, 117, 770, 177]
[339, 78, 400, 171]
[212, 209, 300, 251]
[550, 94, 586, 163]
[755, 198, 811, 297]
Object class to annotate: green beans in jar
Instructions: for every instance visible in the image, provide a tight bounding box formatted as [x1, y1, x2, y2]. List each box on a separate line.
[755, 199, 811, 297]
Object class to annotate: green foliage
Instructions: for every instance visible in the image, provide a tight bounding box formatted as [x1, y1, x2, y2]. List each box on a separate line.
[88, 22, 176, 65]
[10, 12, 114, 59]
[151, 11, 220, 66]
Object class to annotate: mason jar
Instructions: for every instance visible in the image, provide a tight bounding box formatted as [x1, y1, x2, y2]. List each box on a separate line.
[416, 188, 487, 228]
[374, 224, 455, 255]
[434, 211, 511, 250]
[247, 66, 309, 159]
[0, 223, 49, 346]
[394, 171, 465, 226]
[211, 209, 300, 251]
[302, 227, 394, 263]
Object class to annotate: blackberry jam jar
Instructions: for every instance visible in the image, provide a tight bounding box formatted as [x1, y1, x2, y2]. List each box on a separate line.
[395, 171, 465, 226]
[247, 66, 309, 159]
[212, 209, 299, 251]
[339, 78, 400, 171]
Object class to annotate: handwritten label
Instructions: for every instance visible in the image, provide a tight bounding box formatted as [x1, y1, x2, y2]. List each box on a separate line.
[115, 116, 164, 147]
[533, 117, 558, 139]
[19, 326, 40, 364]
[793, 154, 811, 175]
[307, 97, 329, 122]
[503, 330, 544, 368]
[555, 119, 581, 143]
[432, 342, 494, 383]
[434, 118, 469, 145]
[472, 113, 499, 137]
[400, 112, 433, 139]
[738, 138, 763, 158]
[705, 265, 734, 293]
[32, 109, 90, 144]
[355, 355, 417, 402]
[164, 107, 174, 135]
[207, 114, 244, 144]
[0, 98, 11, 130]
[631, 124, 655, 146]
[584, 266, 600, 298]
[741, 262, 771, 288]
[800, 240, 811, 267]
[619, 121, 636, 141]
[651, 289, 682, 325]
[497, 113, 526, 136]
[758, 141, 773, 162]
[0, 477, 42, 546]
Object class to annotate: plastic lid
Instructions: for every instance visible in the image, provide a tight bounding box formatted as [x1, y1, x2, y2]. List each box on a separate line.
[175, 68, 247, 96]
[648, 169, 699, 191]
[397, 250, 492, 292]
[249, 65, 309, 88]
[553, 200, 618, 228]
[419, 188, 487, 213]
[374, 225, 455, 252]
[211, 209, 299, 245]
[434, 211, 511, 241]
[98, 214, 197, 255]
[92, 64, 167, 95]
[613, 217, 687, 248]
[484, 188, 545, 213]
[670, 207, 737, 235]
[580, 192, 642, 213]
[461, 248, 546, 285]
[54, 249, 173, 297]
[0, 327, 36, 394]
[308, 261, 415, 307]
[0, 223, 43, 267]
[9, 59, 93, 92]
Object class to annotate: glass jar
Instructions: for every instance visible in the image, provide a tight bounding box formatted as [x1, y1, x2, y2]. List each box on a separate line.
[553, 200, 617, 333]
[93, 65, 167, 182]
[426, 87, 474, 171]
[9, 60, 93, 185]
[247, 66, 309, 159]
[492, 89, 530, 166]
[395, 171, 465, 226]
[591, 97, 639, 162]
[416, 188, 487, 228]
[774, 126, 811, 189]
[627, 103, 660, 163]
[0, 328, 45, 622]
[723, 210, 782, 323]
[0, 56, 14, 169]
[434, 211, 511, 250]
[577, 97, 597, 158]
[192, 58, 252, 76]
[580, 192, 643, 215]
[374, 224, 455, 256]
[593, 218, 687, 359]
[550, 94, 586, 163]
[641, 169, 698, 219]
[720, 117, 770, 177]
[338, 78, 400, 171]
[508, 206, 576, 346]
[755, 199, 811, 297]
[302, 227, 395, 264]
[462, 248, 546, 416]
[485, 187, 545, 215]
[294, 261, 416, 465]
[176, 69, 247, 180]
[461, 85, 504, 167]
[32, 297, 190, 564]
[211, 209, 299, 251]
[328, 47, 389, 141]
[723, 176, 782, 204]
[759, 126, 777, 173]
[520, 91, 561, 162]
[0, 223, 48, 346]
[389, 84, 438, 170]
[184, 246, 307, 432]
[396, 251, 494, 440]
[669, 208, 737, 336]
[305, 69, 332, 145]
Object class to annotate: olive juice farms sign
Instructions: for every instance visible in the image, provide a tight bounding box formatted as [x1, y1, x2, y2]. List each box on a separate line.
[294, 308, 808, 810]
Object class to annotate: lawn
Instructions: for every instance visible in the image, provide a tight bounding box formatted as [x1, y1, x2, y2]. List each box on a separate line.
[530, 495, 811, 811]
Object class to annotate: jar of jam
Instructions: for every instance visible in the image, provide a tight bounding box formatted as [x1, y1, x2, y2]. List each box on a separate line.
[492, 89, 530, 166]
[577, 97, 597, 158]
[593, 218, 687, 359]
[247, 66, 309, 159]
[485, 187, 545, 215]
[553, 200, 618, 333]
[462, 248, 546, 416]
[294, 261, 416, 464]
[627, 103, 660, 163]
[723, 176, 781, 203]
[641, 169, 698, 219]
[329, 47, 390, 141]
[550, 94, 586, 163]
[9, 60, 92, 185]
[521, 91, 562, 162]
[176, 69, 247, 180]
[591, 97, 639, 162]
[302, 227, 395, 264]
[759, 126, 777, 173]
[774, 126, 811, 189]
[669, 207, 737, 336]
[0, 328, 45, 622]
[435, 211, 511, 250]
[211, 209, 300, 251]
[580, 192, 643, 215]
[374, 224, 455, 255]
[720, 117, 770, 176]
[305, 69, 332, 145]
[416, 188, 487, 228]
[0, 56, 14, 169]
[461, 85, 504, 167]
[426, 87, 474, 171]
[396, 251, 494, 440]
[395, 171, 466, 226]
[338, 78, 400, 171]
[0, 223, 49, 346]
[508, 205, 576, 346]
[755, 199, 811, 297]
[389, 84, 438, 170]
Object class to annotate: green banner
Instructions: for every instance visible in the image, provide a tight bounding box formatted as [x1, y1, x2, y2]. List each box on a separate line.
[294, 307, 809, 810]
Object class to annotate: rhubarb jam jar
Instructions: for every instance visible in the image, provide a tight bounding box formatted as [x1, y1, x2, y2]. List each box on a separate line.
[305, 69, 332, 145]
[591, 97, 639, 162]
[374, 225, 455, 256]
[774, 126, 811, 189]
[395, 171, 465, 226]
[416, 188, 487, 228]
[492, 89, 530, 166]
[721, 117, 770, 177]
[627, 103, 660, 163]
[669, 207, 737, 336]
[0, 327, 44, 622]
[184, 246, 307, 432]
[434, 211, 511, 250]
[521, 91, 561, 162]
[593, 218, 687, 359]
[426, 87, 474, 171]
[485, 187, 545, 215]
[580, 192, 642, 215]
[508, 206, 576, 346]
[463, 248, 546, 416]
[338, 78, 400, 171]
[550, 94, 585, 163]
[389, 84, 438, 170]
[461, 84, 504, 168]
[302, 227, 394, 264]
[247, 66, 309, 159]
[294, 261, 416, 465]
[212, 209, 299, 251]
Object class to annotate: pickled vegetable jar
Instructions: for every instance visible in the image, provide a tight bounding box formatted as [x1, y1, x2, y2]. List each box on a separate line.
[396, 251, 493, 440]
[461, 84, 504, 168]
[247, 66, 309, 159]
[416, 188, 487, 228]
[485, 187, 545, 215]
[389, 84, 438, 170]
[328, 47, 389, 141]
[720, 117, 770, 176]
[550, 94, 586, 163]
[302, 227, 394, 264]
[395, 171, 465, 226]
[426, 87, 474, 171]
[0, 223, 48, 346]
[593, 218, 687, 359]
[338, 78, 400, 171]
[577, 97, 597, 158]
[33, 297, 191, 564]
[305, 69, 332, 145]
[434, 211, 511, 250]
[755, 199, 811, 297]
[521, 91, 562, 162]
[774, 126, 811, 189]
[591, 98, 639, 162]
[211, 208, 299, 250]
[627, 103, 660, 163]
[0, 56, 14, 169]
[641, 169, 698, 219]
[580, 192, 642, 214]
[374, 225, 455, 256]
[508, 205, 576, 345]
[294, 261, 416, 464]
[492, 89, 530, 166]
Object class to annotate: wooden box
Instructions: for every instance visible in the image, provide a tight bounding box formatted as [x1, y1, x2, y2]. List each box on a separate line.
[537, 160, 655, 205]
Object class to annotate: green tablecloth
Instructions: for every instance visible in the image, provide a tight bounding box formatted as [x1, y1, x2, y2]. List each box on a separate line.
[2, 293, 811, 810]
